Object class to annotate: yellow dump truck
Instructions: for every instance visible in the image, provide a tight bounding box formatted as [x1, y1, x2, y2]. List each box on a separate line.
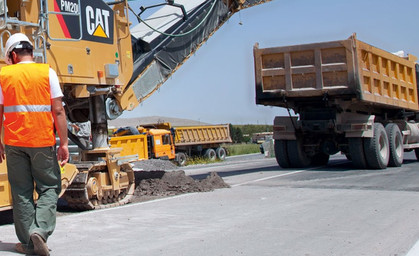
[109, 123, 232, 166]
[254, 34, 419, 169]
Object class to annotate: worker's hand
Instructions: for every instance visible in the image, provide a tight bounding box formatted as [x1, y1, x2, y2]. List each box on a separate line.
[71, 124, 80, 132]
[57, 145, 69, 167]
[0, 144, 4, 164]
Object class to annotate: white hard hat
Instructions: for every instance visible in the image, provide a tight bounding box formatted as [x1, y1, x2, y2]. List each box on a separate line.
[4, 33, 33, 64]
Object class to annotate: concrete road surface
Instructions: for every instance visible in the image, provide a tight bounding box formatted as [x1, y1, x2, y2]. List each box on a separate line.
[1, 153, 419, 255]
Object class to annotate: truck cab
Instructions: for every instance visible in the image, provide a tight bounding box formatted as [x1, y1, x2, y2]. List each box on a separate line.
[147, 129, 176, 160]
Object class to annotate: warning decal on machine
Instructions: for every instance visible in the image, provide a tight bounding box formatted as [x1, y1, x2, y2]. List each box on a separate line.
[53, 0, 114, 44]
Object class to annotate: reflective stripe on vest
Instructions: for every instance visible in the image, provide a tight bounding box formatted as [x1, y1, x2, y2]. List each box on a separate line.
[4, 105, 52, 113]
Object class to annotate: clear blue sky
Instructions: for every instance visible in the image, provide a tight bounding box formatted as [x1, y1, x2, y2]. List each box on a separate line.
[121, 0, 419, 124]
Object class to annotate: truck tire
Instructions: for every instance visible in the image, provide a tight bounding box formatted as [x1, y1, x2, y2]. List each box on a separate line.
[274, 140, 291, 168]
[216, 147, 226, 160]
[204, 148, 216, 161]
[416, 148, 419, 161]
[348, 138, 368, 169]
[363, 123, 389, 169]
[176, 152, 187, 166]
[287, 139, 311, 168]
[385, 123, 403, 167]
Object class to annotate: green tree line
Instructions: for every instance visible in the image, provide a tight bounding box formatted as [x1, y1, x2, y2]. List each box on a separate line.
[229, 124, 273, 143]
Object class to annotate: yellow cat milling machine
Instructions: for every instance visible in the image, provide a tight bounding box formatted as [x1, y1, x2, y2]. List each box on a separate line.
[0, 0, 269, 210]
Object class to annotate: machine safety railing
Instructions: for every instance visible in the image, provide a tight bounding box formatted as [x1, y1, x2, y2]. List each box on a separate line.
[0, 0, 41, 61]
[43, 0, 83, 42]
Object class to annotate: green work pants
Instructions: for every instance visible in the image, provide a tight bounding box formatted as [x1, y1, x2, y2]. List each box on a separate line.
[6, 145, 61, 248]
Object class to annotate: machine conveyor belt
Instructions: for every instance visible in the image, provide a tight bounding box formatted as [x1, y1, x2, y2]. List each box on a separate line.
[127, 0, 269, 104]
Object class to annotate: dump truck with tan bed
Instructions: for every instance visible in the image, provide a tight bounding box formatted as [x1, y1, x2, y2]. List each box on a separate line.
[109, 123, 232, 166]
[0, 0, 269, 211]
[254, 34, 419, 169]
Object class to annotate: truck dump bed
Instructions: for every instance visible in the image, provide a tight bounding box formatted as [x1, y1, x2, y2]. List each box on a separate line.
[254, 35, 419, 111]
[109, 134, 149, 161]
[173, 125, 232, 146]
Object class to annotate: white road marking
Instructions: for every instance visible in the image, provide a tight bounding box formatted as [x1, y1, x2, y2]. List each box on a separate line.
[406, 239, 419, 256]
[231, 159, 349, 187]
[231, 170, 304, 187]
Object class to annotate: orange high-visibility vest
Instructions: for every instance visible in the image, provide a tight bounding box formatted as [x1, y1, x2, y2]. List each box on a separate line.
[0, 63, 55, 147]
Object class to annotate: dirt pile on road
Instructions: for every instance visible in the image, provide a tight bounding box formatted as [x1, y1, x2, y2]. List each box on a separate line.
[131, 159, 230, 199]
[133, 170, 230, 198]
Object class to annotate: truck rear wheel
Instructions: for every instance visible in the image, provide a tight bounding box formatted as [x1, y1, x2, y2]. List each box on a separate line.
[176, 152, 187, 166]
[274, 140, 291, 168]
[348, 138, 368, 169]
[204, 148, 216, 161]
[287, 139, 311, 168]
[385, 123, 403, 167]
[216, 147, 226, 160]
[363, 123, 389, 169]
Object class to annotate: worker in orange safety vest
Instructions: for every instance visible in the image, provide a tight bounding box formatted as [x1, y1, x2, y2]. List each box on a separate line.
[0, 33, 69, 256]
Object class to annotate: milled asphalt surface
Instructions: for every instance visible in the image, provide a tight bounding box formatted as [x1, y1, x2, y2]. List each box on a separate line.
[1, 154, 419, 255]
